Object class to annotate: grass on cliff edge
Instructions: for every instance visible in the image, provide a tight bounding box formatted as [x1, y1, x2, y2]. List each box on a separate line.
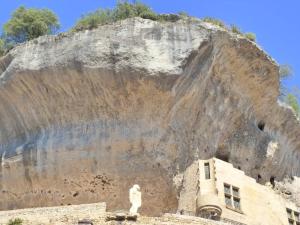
[203, 17, 256, 42]
[0, 38, 4, 56]
[72, 2, 257, 43]
[72, 1, 184, 32]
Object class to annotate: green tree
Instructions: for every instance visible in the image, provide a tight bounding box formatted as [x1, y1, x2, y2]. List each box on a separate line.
[73, 1, 159, 31]
[231, 24, 242, 35]
[132, 2, 158, 20]
[279, 64, 293, 97]
[3, 6, 60, 43]
[73, 9, 113, 31]
[286, 93, 300, 118]
[0, 35, 15, 56]
[279, 64, 293, 99]
[0, 38, 4, 56]
[113, 1, 137, 20]
[244, 32, 256, 42]
[279, 64, 293, 78]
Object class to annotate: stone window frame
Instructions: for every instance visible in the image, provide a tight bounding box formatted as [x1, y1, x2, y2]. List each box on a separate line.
[286, 208, 300, 225]
[223, 183, 243, 213]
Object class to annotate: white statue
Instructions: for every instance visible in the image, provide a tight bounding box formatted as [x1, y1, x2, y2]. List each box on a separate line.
[129, 184, 141, 214]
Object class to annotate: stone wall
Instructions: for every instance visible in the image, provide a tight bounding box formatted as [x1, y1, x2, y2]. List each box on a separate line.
[0, 203, 106, 225]
[0, 203, 231, 225]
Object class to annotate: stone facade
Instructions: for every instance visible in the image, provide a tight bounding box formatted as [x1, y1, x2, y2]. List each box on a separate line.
[178, 158, 300, 225]
[0, 203, 106, 225]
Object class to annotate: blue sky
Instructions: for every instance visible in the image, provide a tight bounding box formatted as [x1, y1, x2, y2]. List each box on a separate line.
[0, 0, 299, 95]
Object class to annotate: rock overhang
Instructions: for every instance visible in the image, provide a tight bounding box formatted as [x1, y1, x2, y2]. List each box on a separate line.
[0, 17, 299, 213]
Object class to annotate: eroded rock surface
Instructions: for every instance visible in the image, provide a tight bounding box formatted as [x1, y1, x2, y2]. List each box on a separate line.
[0, 17, 299, 214]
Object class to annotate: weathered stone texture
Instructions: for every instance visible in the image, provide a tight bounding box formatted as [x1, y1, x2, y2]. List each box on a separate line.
[0, 17, 299, 214]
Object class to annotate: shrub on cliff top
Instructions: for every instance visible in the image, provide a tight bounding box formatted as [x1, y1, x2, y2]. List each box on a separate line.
[73, 9, 114, 30]
[231, 25, 256, 42]
[0, 38, 4, 56]
[245, 32, 256, 42]
[72, 1, 183, 32]
[231, 24, 242, 35]
[202, 17, 257, 42]
[0, 35, 15, 56]
[279, 64, 293, 79]
[7, 218, 23, 225]
[285, 93, 300, 118]
[279, 64, 294, 97]
[115, 1, 158, 20]
[202, 17, 226, 28]
[73, 2, 158, 31]
[3, 6, 60, 43]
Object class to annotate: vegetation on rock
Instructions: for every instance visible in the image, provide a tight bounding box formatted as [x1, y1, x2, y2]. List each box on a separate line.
[3, 6, 60, 43]
[203, 17, 256, 42]
[72, 9, 114, 31]
[244, 32, 256, 42]
[7, 218, 23, 225]
[279, 64, 293, 78]
[279, 64, 294, 96]
[0, 35, 15, 57]
[202, 17, 226, 28]
[73, 1, 182, 32]
[231, 24, 242, 35]
[0, 38, 4, 56]
[286, 93, 300, 118]
[278, 64, 300, 118]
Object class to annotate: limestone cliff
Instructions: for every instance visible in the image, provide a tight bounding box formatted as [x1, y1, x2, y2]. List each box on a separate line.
[0, 17, 299, 215]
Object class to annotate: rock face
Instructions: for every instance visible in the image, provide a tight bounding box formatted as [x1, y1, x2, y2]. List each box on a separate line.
[0, 17, 299, 215]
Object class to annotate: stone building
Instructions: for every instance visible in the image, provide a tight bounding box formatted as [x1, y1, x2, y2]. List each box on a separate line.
[178, 158, 300, 225]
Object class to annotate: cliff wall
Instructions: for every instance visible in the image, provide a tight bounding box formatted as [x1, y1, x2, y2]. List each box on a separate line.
[0, 17, 299, 215]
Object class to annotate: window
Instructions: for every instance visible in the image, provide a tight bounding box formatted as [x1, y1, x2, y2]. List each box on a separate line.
[286, 208, 300, 225]
[223, 183, 241, 212]
[295, 212, 299, 222]
[287, 209, 293, 219]
[224, 184, 231, 195]
[233, 198, 241, 210]
[225, 195, 232, 206]
[204, 162, 210, 179]
[232, 187, 239, 197]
